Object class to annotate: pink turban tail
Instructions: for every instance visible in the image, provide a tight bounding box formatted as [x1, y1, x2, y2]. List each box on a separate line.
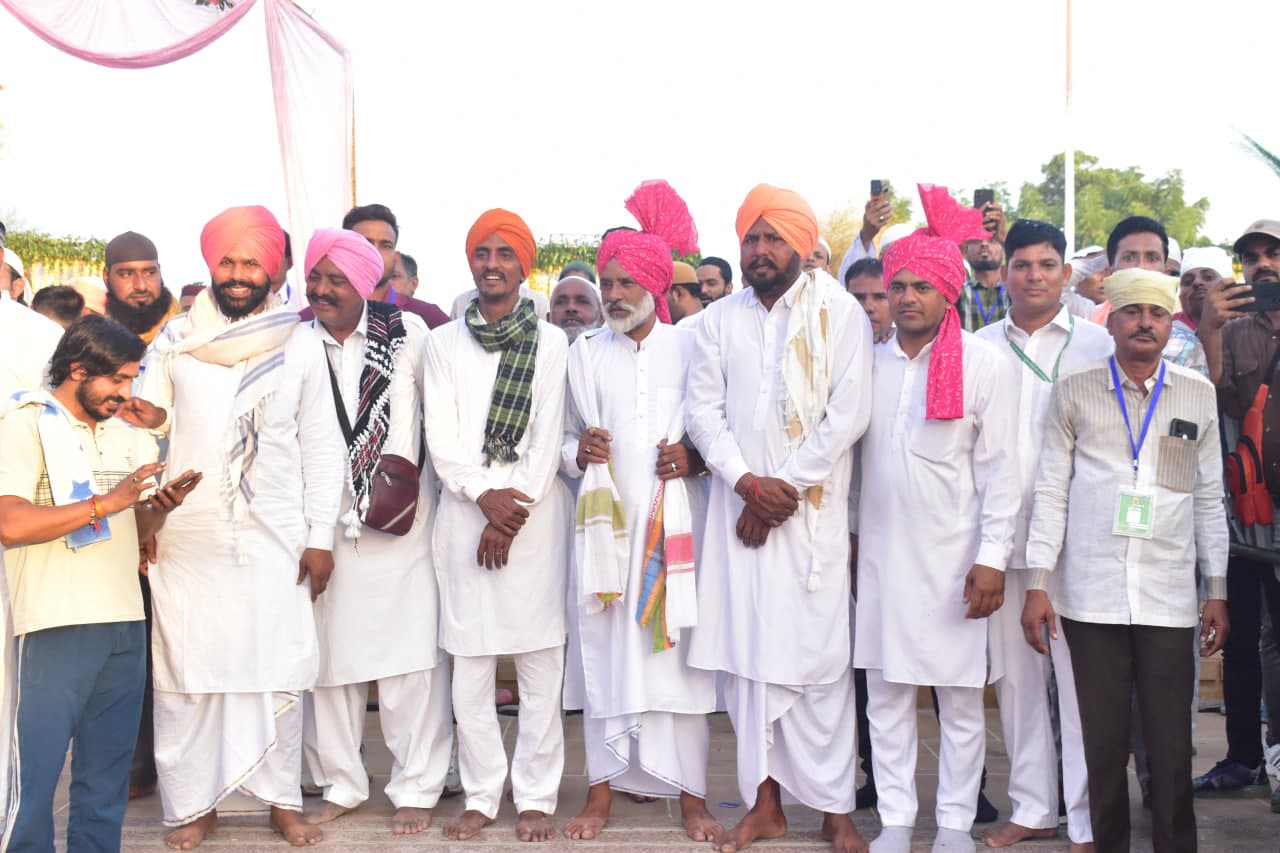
[200, 205, 286, 279]
[305, 228, 385, 300]
[880, 184, 989, 420]
[596, 180, 699, 324]
[735, 184, 820, 258]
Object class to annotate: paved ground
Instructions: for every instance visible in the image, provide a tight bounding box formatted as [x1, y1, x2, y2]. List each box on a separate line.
[51, 703, 1278, 851]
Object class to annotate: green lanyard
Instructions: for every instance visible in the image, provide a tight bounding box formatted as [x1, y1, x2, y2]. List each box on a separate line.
[1005, 314, 1075, 383]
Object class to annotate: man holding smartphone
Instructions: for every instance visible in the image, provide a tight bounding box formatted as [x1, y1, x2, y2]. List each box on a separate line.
[956, 190, 1011, 332]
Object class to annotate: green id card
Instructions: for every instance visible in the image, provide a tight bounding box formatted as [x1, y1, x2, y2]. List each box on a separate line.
[1113, 487, 1156, 539]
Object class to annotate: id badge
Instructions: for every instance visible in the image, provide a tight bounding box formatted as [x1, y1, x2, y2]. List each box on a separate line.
[65, 518, 112, 552]
[1113, 487, 1156, 539]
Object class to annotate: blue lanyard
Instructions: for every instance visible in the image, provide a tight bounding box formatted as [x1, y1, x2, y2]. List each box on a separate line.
[1109, 356, 1165, 479]
[976, 284, 1004, 325]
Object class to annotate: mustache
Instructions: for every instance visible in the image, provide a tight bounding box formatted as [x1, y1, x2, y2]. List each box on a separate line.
[605, 299, 637, 315]
[216, 278, 258, 291]
[307, 292, 338, 307]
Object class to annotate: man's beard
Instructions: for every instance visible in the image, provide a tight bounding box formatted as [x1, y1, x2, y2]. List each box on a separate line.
[106, 287, 173, 334]
[213, 278, 272, 319]
[971, 258, 1002, 273]
[76, 382, 124, 422]
[605, 291, 655, 334]
[744, 252, 802, 296]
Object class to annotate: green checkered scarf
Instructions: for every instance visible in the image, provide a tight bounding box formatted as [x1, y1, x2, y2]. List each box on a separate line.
[465, 297, 541, 466]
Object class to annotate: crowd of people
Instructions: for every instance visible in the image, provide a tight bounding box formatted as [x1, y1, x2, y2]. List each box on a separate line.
[0, 178, 1276, 853]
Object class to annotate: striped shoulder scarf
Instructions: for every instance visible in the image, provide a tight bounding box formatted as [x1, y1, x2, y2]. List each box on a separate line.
[465, 297, 540, 466]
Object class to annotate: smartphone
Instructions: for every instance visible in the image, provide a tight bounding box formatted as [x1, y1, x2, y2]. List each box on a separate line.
[871, 179, 888, 196]
[1238, 281, 1280, 314]
[1170, 419, 1198, 441]
[169, 471, 202, 490]
[973, 188, 995, 208]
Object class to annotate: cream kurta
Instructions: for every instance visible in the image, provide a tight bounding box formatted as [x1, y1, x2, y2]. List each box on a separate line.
[311, 308, 440, 686]
[143, 319, 345, 693]
[560, 323, 714, 718]
[422, 318, 570, 657]
[854, 332, 1020, 688]
[686, 279, 873, 685]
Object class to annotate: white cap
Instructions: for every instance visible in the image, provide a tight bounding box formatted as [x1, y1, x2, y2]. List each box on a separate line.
[5, 251, 23, 278]
[879, 223, 915, 254]
[1167, 237, 1182, 265]
[1180, 246, 1234, 280]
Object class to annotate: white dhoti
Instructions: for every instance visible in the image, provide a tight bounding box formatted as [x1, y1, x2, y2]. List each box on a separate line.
[988, 570, 1058, 831]
[1049, 627, 1092, 843]
[154, 690, 303, 825]
[452, 647, 564, 819]
[865, 670, 984, 832]
[583, 707, 709, 798]
[724, 671, 856, 814]
[0, 554, 13, 826]
[303, 665, 453, 810]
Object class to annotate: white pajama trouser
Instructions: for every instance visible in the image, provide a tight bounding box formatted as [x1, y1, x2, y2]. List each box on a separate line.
[1048, 628, 1093, 843]
[452, 646, 564, 819]
[154, 690, 303, 826]
[302, 665, 453, 810]
[582, 708, 709, 799]
[723, 670, 857, 815]
[865, 670, 984, 832]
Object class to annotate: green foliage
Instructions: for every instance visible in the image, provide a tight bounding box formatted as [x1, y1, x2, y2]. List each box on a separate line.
[1240, 133, 1280, 180]
[534, 237, 699, 276]
[1015, 152, 1211, 249]
[7, 230, 106, 266]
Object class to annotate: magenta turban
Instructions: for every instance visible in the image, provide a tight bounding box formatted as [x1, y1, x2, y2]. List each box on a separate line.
[596, 180, 699, 324]
[200, 205, 286, 279]
[304, 228, 385, 300]
[880, 184, 989, 420]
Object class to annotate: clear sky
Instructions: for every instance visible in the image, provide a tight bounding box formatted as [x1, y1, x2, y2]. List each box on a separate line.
[1, 0, 1277, 307]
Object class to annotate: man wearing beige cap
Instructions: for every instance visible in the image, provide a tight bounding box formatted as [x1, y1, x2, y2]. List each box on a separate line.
[1023, 267, 1229, 851]
[666, 261, 704, 326]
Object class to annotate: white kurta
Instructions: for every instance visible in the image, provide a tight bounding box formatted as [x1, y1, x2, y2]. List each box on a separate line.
[686, 279, 872, 685]
[422, 318, 570, 656]
[311, 309, 440, 686]
[560, 323, 715, 795]
[854, 332, 1020, 688]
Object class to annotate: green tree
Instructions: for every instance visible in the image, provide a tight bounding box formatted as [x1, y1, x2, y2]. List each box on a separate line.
[821, 186, 914, 269]
[1240, 132, 1280, 180]
[1015, 152, 1210, 250]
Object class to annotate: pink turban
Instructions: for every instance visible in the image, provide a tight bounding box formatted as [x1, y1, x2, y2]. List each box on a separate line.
[596, 180, 699, 324]
[200, 205, 286, 279]
[304, 228, 385, 300]
[734, 184, 820, 258]
[466, 209, 537, 278]
[881, 184, 989, 420]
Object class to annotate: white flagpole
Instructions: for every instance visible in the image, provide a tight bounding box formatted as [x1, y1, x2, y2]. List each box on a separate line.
[1064, 0, 1076, 252]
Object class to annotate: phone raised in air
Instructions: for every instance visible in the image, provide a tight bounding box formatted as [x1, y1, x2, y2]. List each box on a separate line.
[973, 188, 995, 208]
[1238, 281, 1280, 314]
[871, 179, 888, 196]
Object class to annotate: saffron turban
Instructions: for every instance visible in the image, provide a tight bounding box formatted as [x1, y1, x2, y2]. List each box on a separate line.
[596, 180, 699, 325]
[734, 184, 819, 258]
[105, 231, 158, 268]
[199, 205, 286, 279]
[1103, 268, 1179, 315]
[304, 228, 385, 300]
[881, 184, 989, 421]
[466, 209, 536, 279]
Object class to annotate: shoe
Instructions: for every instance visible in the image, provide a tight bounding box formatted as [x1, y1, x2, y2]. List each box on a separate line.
[1265, 742, 1280, 781]
[1191, 759, 1271, 797]
[855, 780, 877, 810]
[975, 790, 999, 824]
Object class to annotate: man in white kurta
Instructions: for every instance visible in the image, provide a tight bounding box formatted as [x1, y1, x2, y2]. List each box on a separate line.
[974, 220, 1111, 850]
[853, 185, 1019, 853]
[296, 229, 452, 835]
[687, 185, 872, 853]
[423, 209, 570, 843]
[141, 207, 344, 848]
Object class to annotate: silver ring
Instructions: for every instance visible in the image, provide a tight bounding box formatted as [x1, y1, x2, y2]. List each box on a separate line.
[586, 446, 592, 455]
[671, 462, 677, 472]
[132, 477, 139, 484]
[879, 215, 886, 222]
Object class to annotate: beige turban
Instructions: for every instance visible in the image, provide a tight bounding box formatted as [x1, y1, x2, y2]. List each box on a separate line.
[1103, 268, 1179, 314]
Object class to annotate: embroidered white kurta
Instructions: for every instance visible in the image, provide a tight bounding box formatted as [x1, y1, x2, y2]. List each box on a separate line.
[423, 318, 570, 657]
[854, 332, 1020, 688]
[143, 319, 345, 693]
[686, 280, 873, 685]
[311, 307, 440, 686]
[560, 323, 715, 718]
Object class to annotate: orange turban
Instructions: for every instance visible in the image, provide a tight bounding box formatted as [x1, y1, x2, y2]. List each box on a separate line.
[465, 209, 536, 278]
[734, 184, 819, 258]
[200, 205, 286, 279]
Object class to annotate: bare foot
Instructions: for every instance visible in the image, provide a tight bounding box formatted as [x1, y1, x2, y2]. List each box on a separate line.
[679, 791, 722, 842]
[444, 809, 493, 841]
[306, 800, 354, 825]
[165, 811, 217, 850]
[624, 791, 658, 803]
[981, 822, 1057, 848]
[564, 782, 611, 840]
[1069, 844, 1096, 853]
[822, 812, 869, 853]
[516, 810, 556, 842]
[714, 780, 787, 853]
[392, 806, 432, 835]
[271, 807, 324, 846]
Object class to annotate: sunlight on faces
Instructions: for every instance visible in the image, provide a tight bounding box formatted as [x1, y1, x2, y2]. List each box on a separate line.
[888, 269, 949, 338]
[599, 258, 655, 334]
[696, 263, 729, 301]
[1113, 232, 1166, 272]
[306, 256, 364, 334]
[740, 218, 801, 296]
[550, 278, 601, 341]
[1107, 303, 1172, 361]
[1004, 243, 1068, 322]
[210, 244, 273, 318]
[802, 244, 830, 273]
[1178, 267, 1221, 320]
[847, 273, 892, 338]
[1240, 235, 1280, 284]
[105, 260, 162, 306]
[73, 362, 139, 421]
[470, 233, 524, 302]
[351, 219, 398, 287]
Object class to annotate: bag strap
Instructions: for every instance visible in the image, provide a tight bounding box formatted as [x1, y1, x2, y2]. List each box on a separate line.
[325, 357, 354, 446]
[1263, 341, 1280, 389]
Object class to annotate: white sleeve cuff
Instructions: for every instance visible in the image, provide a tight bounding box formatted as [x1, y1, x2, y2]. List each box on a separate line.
[305, 523, 335, 551]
